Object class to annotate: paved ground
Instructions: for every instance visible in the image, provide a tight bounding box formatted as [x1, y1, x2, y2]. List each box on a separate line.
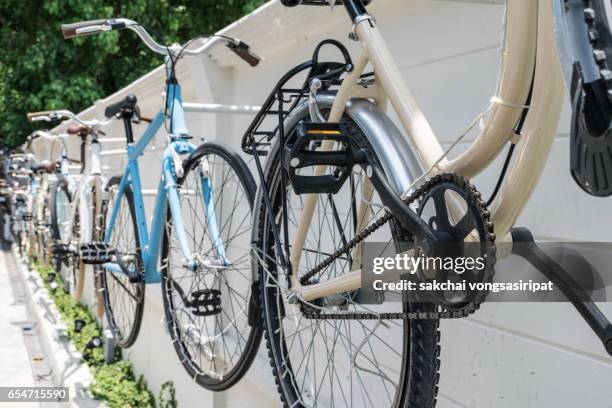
[0, 247, 37, 407]
[0, 247, 66, 408]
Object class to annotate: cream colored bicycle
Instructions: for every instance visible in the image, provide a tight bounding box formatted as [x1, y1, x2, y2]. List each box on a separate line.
[242, 0, 612, 406]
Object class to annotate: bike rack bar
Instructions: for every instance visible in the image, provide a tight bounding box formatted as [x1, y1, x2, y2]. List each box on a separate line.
[99, 149, 127, 156]
[182, 102, 261, 115]
[99, 138, 126, 143]
[511, 227, 612, 356]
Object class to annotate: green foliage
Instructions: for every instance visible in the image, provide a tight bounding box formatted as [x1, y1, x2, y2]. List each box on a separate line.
[35, 263, 156, 407]
[158, 381, 178, 408]
[36, 263, 105, 365]
[0, 0, 265, 147]
[91, 362, 155, 408]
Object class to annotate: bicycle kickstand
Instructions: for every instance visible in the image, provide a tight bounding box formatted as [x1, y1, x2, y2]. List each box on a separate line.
[511, 227, 612, 357]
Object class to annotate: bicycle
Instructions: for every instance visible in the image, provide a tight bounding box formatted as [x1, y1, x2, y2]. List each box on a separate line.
[6, 153, 33, 258]
[27, 110, 113, 317]
[61, 18, 263, 390]
[23, 133, 62, 266]
[0, 147, 13, 246]
[240, 1, 612, 407]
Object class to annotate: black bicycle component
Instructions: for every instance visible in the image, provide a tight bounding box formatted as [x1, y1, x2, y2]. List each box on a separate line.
[283, 121, 366, 194]
[189, 289, 222, 317]
[564, 1, 612, 196]
[415, 176, 496, 311]
[300, 173, 495, 320]
[51, 242, 75, 261]
[511, 227, 612, 356]
[79, 241, 114, 264]
[241, 39, 353, 156]
[105, 94, 138, 119]
[570, 63, 612, 196]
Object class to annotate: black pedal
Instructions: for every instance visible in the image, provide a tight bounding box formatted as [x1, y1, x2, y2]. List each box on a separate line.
[36, 220, 49, 229]
[190, 289, 222, 317]
[80, 241, 115, 264]
[51, 243, 75, 260]
[22, 212, 32, 221]
[283, 121, 365, 195]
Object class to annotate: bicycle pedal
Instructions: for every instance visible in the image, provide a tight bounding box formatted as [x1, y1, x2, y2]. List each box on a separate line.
[283, 121, 366, 194]
[21, 212, 32, 221]
[51, 243, 75, 260]
[190, 289, 221, 317]
[80, 241, 115, 264]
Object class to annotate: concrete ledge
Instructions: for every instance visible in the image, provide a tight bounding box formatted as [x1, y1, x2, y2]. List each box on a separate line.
[12, 246, 102, 408]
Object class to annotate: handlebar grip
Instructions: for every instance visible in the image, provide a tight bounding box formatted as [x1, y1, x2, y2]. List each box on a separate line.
[61, 18, 127, 39]
[61, 19, 108, 39]
[227, 41, 260, 67]
[27, 111, 55, 122]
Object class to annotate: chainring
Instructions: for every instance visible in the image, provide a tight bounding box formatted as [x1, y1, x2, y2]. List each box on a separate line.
[414, 173, 497, 312]
[300, 173, 496, 320]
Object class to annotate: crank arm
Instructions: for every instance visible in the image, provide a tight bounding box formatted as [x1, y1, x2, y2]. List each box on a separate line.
[363, 155, 438, 250]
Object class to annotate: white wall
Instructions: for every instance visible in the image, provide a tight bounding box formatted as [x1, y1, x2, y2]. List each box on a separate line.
[52, 1, 612, 407]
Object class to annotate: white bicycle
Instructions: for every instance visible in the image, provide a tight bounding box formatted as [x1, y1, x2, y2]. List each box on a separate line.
[28, 110, 113, 318]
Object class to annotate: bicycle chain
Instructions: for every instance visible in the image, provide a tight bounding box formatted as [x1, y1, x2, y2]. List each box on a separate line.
[582, 0, 612, 101]
[299, 173, 496, 320]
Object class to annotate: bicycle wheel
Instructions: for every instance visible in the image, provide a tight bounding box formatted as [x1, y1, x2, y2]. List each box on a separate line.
[50, 178, 74, 292]
[101, 179, 145, 348]
[15, 203, 27, 258]
[161, 141, 261, 390]
[253, 114, 440, 408]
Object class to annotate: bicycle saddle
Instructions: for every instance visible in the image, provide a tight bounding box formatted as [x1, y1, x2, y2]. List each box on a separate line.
[105, 93, 138, 118]
[31, 160, 58, 173]
[67, 124, 90, 135]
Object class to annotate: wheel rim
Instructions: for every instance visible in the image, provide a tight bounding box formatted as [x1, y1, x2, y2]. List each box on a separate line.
[103, 186, 144, 347]
[163, 152, 256, 384]
[258, 139, 411, 407]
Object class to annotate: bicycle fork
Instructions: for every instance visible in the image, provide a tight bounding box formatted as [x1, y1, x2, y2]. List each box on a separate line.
[161, 145, 229, 275]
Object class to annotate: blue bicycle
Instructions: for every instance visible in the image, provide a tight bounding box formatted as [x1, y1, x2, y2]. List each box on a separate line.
[62, 18, 262, 390]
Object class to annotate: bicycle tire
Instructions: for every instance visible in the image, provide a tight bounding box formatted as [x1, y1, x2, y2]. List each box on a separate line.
[101, 178, 145, 348]
[49, 178, 74, 292]
[252, 113, 440, 408]
[49, 178, 71, 242]
[161, 141, 262, 390]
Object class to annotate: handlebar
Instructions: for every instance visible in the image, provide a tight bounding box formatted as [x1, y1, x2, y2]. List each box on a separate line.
[27, 110, 113, 129]
[61, 19, 122, 38]
[61, 18, 261, 66]
[27, 111, 56, 122]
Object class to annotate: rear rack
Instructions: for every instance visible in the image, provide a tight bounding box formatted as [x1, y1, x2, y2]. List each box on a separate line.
[242, 39, 355, 272]
[241, 39, 354, 157]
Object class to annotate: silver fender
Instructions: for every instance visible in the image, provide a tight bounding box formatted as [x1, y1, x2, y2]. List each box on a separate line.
[250, 93, 423, 288]
[307, 93, 423, 195]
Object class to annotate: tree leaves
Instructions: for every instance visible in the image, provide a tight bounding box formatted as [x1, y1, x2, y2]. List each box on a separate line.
[0, 0, 264, 147]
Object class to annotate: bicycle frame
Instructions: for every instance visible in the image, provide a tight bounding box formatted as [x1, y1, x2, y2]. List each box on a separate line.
[288, 0, 565, 301]
[64, 137, 104, 247]
[103, 82, 226, 284]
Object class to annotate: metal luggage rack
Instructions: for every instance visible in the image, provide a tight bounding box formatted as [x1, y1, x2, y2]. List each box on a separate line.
[241, 39, 355, 157]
